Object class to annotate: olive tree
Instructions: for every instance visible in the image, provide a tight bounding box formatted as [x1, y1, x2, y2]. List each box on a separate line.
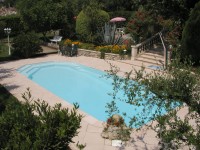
[106, 57, 200, 149]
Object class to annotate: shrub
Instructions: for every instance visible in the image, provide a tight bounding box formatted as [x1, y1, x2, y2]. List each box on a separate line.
[157, 16, 183, 48]
[111, 45, 126, 54]
[64, 39, 72, 46]
[181, 1, 200, 64]
[95, 45, 111, 53]
[78, 42, 96, 50]
[60, 39, 80, 47]
[0, 88, 82, 149]
[12, 32, 42, 58]
[126, 8, 161, 44]
[95, 45, 127, 54]
[0, 15, 25, 39]
[123, 39, 134, 56]
[76, 9, 109, 44]
[0, 20, 6, 38]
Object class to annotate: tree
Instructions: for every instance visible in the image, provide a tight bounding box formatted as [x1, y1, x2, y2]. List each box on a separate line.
[1, 0, 18, 7]
[126, 8, 160, 44]
[99, 0, 136, 11]
[71, 0, 89, 16]
[17, 0, 74, 37]
[145, 0, 200, 25]
[12, 32, 42, 58]
[181, 1, 200, 64]
[76, 0, 109, 44]
[0, 15, 25, 38]
[145, 0, 187, 23]
[106, 57, 200, 149]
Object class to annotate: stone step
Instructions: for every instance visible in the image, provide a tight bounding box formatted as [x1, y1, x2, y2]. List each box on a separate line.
[142, 51, 163, 57]
[138, 53, 164, 60]
[132, 59, 157, 67]
[145, 49, 164, 56]
[117, 59, 164, 71]
[135, 57, 164, 66]
[135, 49, 164, 66]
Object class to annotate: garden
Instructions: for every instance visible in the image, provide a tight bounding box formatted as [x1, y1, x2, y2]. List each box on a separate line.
[0, 0, 200, 149]
[0, 0, 199, 64]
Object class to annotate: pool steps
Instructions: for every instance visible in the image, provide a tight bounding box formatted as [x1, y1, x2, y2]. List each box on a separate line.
[17, 62, 105, 78]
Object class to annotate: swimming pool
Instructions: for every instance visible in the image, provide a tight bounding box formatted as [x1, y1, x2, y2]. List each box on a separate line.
[18, 62, 164, 127]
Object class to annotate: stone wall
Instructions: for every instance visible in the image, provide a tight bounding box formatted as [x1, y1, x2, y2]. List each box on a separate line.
[78, 49, 100, 58]
[44, 44, 131, 60]
[78, 49, 130, 60]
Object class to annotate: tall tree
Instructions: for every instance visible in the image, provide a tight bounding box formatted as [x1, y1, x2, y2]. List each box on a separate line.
[17, 0, 74, 37]
[99, 0, 136, 11]
[76, 0, 109, 44]
[181, 1, 200, 64]
[1, 0, 18, 7]
[71, 0, 89, 16]
[145, 0, 200, 24]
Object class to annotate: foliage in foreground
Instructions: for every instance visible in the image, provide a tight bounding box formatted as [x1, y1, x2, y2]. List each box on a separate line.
[0, 88, 82, 149]
[106, 57, 200, 149]
[12, 32, 42, 58]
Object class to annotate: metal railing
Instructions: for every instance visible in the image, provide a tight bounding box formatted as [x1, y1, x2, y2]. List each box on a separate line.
[135, 29, 166, 54]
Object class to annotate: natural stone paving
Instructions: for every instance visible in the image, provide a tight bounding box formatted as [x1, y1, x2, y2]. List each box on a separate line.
[0, 54, 161, 150]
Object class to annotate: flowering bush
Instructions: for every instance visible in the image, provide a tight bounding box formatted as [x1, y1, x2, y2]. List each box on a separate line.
[111, 45, 126, 54]
[61, 39, 80, 47]
[102, 114, 130, 141]
[78, 43, 96, 50]
[127, 8, 160, 44]
[107, 118, 121, 127]
[64, 39, 72, 46]
[95, 45, 127, 54]
[95, 45, 111, 53]
[72, 41, 80, 45]
[106, 114, 125, 127]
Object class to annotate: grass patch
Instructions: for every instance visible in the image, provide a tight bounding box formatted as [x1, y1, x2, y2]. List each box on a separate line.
[0, 43, 15, 61]
[79, 42, 96, 50]
[0, 43, 9, 57]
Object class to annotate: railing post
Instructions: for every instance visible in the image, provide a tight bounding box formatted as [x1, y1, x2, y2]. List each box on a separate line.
[159, 32, 167, 69]
[131, 45, 138, 60]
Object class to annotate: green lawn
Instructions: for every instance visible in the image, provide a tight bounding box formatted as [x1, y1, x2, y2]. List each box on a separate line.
[0, 43, 9, 56]
[0, 43, 12, 61]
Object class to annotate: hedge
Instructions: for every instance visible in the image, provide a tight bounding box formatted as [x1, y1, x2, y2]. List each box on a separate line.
[76, 9, 109, 44]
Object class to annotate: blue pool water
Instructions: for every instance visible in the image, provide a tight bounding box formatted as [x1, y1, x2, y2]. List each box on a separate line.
[18, 62, 165, 127]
